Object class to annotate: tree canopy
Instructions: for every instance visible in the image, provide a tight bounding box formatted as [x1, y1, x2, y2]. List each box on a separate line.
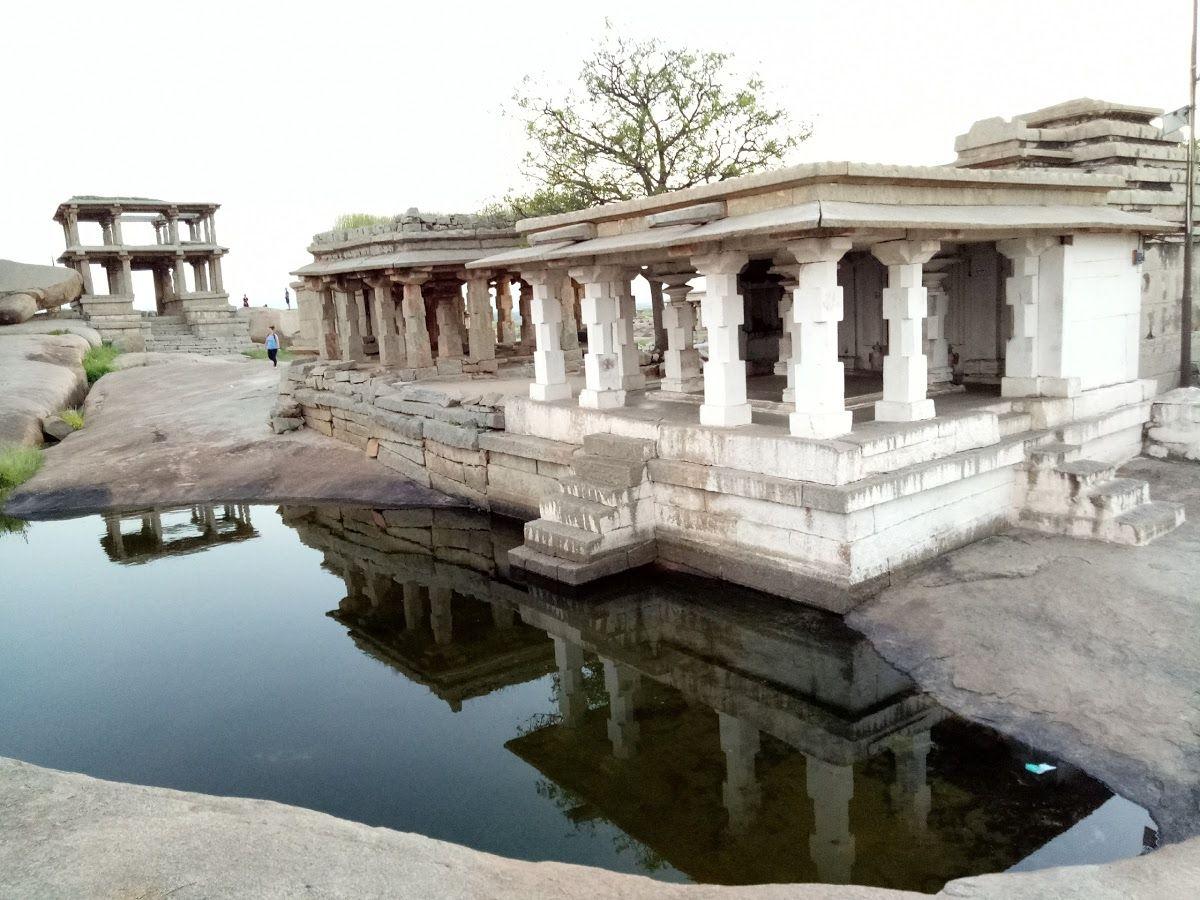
[501, 27, 810, 218]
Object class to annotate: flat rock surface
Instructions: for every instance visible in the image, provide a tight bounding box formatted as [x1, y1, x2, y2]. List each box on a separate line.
[0, 332, 89, 446]
[4, 354, 461, 517]
[1, 756, 1196, 899]
[0, 318, 102, 346]
[850, 456, 1200, 844]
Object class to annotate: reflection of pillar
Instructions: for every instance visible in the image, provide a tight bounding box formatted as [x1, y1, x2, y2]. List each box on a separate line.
[402, 582, 426, 631]
[104, 514, 125, 559]
[200, 505, 217, 537]
[719, 713, 761, 835]
[889, 731, 932, 834]
[237, 505, 252, 526]
[602, 658, 640, 760]
[553, 636, 585, 727]
[806, 756, 855, 884]
[429, 587, 453, 646]
[147, 510, 163, 543]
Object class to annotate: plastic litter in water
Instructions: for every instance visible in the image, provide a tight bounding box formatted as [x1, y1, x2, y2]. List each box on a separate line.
[1025, 763, 1057, 775]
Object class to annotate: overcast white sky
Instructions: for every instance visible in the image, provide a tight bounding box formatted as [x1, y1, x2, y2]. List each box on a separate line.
[2, 0, 1188, 309]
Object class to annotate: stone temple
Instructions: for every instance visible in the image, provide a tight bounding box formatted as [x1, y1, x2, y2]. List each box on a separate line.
[53, 196, 249, 352]
[278, 97, 1194, 612]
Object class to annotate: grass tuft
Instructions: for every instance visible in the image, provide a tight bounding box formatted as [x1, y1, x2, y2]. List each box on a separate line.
[48, 329, 69, 336]
[58, 408, 85, 431]
[0, 445, 42, 491]
[82, 342, 121, 383]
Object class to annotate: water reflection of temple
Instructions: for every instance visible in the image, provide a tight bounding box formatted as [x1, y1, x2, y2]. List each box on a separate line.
[101, 504, 256, 563]
[283, 504, 1118, 891]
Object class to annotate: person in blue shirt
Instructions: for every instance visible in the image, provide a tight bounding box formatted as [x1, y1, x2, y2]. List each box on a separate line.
[265, 327, 280, 367]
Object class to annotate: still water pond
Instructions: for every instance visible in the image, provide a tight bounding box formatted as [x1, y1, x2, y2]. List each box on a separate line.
[0, 504, 1156, 890]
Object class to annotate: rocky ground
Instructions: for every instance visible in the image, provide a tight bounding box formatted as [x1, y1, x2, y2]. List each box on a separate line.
[2, 756, 1196, 900]
[4, 354, 459, 517]
[0, 330, 91, 446]
[849, 457, 1200, 847]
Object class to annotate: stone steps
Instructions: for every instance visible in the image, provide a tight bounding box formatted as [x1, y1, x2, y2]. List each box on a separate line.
[1017, 450, 1184, 545]
[510, 433, 659, 585]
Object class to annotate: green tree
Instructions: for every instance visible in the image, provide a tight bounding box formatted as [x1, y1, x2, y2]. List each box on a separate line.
[506, 26, 810, 215]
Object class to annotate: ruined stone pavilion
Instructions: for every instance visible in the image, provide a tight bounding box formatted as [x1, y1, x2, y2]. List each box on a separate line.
[53, 196, 248, 352]
[281, 98, 1190, 613]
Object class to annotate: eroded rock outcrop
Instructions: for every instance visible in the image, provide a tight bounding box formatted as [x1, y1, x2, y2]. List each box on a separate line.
[0, 333, 89, 446]
[0, 259, 83, 326]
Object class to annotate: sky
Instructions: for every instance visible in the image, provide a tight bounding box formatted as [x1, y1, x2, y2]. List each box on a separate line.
[2, 0, 1189, 309]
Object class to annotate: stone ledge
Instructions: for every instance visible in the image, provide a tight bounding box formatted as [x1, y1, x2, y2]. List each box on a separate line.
[479, 431, 577, 466]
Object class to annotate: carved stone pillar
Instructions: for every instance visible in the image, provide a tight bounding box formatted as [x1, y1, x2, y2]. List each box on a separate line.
[316, 283, 339, 359]
[784, 238, 854, 439]
[432, 283, 465, 359]
[518, 279, 535, 352]
[367, 277, 404, 367]
[570, 265, 627, 409]
[997, 237, 1059, 398]
[611, 269, 644, 391]
[334, 280, 367, 362]
[870, 240, 941, 423]
[658, 271, 703, 393]
[557, 272, 581, 356]
[692, 251, 751, 427]
[521, 269, 571, 401]
[494, 276, 516, 344]
[118, 253, 133, 297]
[462, 274, 495, 361]
[923, 266, 953, 387]
[398, 273, 434, 369]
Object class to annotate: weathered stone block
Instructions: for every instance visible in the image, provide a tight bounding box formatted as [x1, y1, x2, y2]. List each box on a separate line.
[424, 419, 481, 451]
[430, 472, 488, 508]
[377, 447, 431, 486]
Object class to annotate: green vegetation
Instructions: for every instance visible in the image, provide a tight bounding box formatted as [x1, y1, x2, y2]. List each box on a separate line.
[48, 329, 69, 336]
[242, 347, 294, 361]
[58, 408, 85, 431]
[333, 213, 393, 230]
[82, 342, 121, 383]
[0, 445, 41, 491]
[500, 24, 808, 216]
[0, 445, 41, 538]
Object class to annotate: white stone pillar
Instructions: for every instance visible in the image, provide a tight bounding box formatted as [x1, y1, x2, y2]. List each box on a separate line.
[658, 271, 703, 393]
[784, 238, 853, 438]
[398, 273, 434, 369]
[997, 237, 1058, 398]
[611, 270, 644, 391]
[552, 635, 586, 727]
[522, 269, 572, 401]
[207, 214, 218, 244]
[806, 756, 856, 884]
[167, 213, 179, 244]
[923, 269, 952, 387]
[602, 658, 640, 760]
[334, 283, 366, 362]
[368, 277, 404, 367]
[692, 252, 751, 427]
[463, 274, 496, 362]
[570, 265, 626, 409]
[870, 240, 941, 423]
[718, 712, 761, 835]
[192, 259, 209, 293]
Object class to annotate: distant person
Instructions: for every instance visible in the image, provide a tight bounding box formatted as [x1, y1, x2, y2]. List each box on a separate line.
[284, 289, 291, 309]
[242, 294, 249, 309]
[265, 327, 280, 367]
